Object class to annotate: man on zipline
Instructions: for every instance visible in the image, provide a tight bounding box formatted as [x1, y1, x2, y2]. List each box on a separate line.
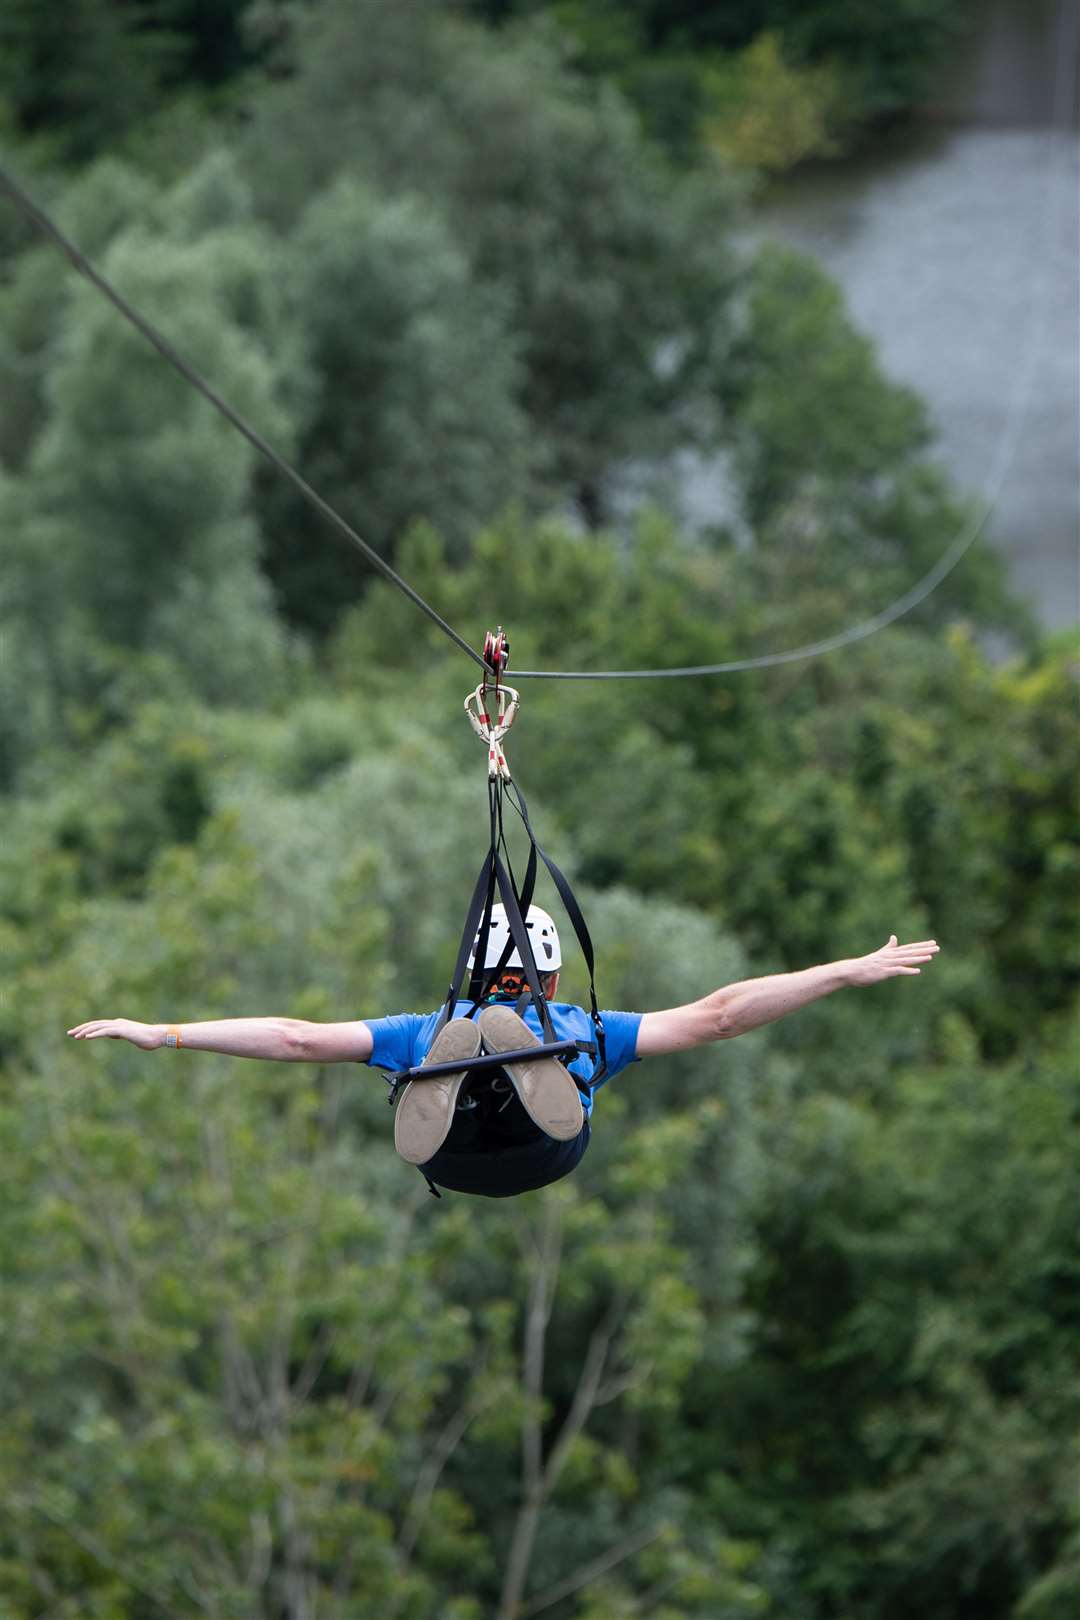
[68, 909, 939, 1199]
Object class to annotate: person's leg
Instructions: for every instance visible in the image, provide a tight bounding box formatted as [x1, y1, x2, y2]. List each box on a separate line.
[394, 1020, 482, 1165]
[476, 1005, 584, 1140]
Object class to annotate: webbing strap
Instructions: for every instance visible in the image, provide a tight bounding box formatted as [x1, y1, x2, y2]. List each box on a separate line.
[437, 767, 605, 1088]
[435, 845, 495, 1038]
[492, 847, 556, 1043]
[469, 795, 538, 1003]
[507, 783, 607, 1085]
[437, 780, 551, 1041]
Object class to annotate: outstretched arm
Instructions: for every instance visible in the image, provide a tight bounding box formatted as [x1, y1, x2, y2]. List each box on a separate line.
[635, 936, 939, 1058]
[67, 1016, 375, 1063]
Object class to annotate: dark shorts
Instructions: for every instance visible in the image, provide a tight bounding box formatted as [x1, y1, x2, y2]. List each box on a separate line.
[419, 1070, 591, 1198]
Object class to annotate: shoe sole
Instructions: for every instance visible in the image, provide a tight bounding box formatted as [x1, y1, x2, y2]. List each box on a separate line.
[394, 1019, 482, 1165]
[477, 1005, 584, 1141]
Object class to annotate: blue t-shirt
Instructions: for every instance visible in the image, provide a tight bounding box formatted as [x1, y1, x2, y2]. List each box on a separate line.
[364, 1001, 642, 1119]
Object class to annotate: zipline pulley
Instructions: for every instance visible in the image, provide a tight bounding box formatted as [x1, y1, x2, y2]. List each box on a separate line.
[482, 626, 510, 682]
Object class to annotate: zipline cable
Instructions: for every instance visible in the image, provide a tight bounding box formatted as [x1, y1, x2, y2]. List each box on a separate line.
[0, 162, 486, 674]
[1, 1, 1073, 690]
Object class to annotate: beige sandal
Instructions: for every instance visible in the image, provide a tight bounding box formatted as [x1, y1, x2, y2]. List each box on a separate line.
[393, 1018, 482, 1165]
[477, 1005, 584, 1141]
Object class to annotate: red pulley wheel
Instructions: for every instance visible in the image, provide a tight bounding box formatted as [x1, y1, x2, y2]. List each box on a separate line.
[483, 628, 509, 676]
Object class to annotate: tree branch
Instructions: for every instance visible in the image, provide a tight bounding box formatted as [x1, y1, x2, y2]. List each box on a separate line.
[290, 1318, 339, 1410]
[278, 1477, 313, 1620]
[11, 1492, 200, 1618]
[497, 1204, 564, 1620]
[634, 1572, 682, 1615]
[595, 1361, 651, 1406]
[522, 1204, 562, 1491]
[518, 1524, 667, 1619]
[541, 1310, 616, 1491]
[245, 1508, 274, 1591]
[397, 1384, 488, 1562]
[219, 1311, 264, 1436]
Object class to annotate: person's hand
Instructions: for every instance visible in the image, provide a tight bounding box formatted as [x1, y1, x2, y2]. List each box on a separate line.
[67, 1019, 164, 1050]
[847, 936, 940, 986]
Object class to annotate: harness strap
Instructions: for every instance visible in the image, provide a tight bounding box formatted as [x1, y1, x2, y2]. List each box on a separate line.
[506, 782, 608, 1086]
[433, 843, 496, 1039]
[470, 791, 539, 1004]
[492, 847, 556, 1042]
[438, 777, 552, 1039]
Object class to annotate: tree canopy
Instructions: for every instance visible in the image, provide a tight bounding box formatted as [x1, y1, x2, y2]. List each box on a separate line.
[0, 2, 1076, 1616]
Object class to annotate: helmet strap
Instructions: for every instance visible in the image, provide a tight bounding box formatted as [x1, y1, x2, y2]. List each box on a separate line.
[482, 968, 532, 1003]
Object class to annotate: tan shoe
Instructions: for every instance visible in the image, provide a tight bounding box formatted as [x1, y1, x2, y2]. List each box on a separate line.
[394, 1019, 482, 1165]
[477, 1005, 584, 1141]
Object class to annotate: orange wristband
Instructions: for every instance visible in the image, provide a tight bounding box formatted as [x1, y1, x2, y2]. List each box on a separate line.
[164, 1025, 183, 1049]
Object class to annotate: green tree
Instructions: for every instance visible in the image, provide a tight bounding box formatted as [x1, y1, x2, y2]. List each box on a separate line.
[258, 176, 534, 635]
[242, 0, 743, 529]
[0, 0, 178, 159]
[716, 1027, 1080, 1619]
[0, 706, 767, 1616]
[720, 244, 1019, 641]
[703, 32, 845, 172]
[0, 153, 296, 785]
[464, 0, 972, 160]
[0, 0, 266, 161]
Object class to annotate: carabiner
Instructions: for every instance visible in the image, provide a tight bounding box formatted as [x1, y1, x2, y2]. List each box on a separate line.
[465, 681, 519, 780]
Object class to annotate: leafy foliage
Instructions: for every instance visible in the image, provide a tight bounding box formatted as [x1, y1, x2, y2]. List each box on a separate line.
[0, 153, 297, 784]
[0, 0, 265, 161]
[259, 175, 534, 634]
[241, 0, 743, 533]
[0, 3, 1076, 1615]
[464, 0, 973, 162]
[703, 32, 846, 172]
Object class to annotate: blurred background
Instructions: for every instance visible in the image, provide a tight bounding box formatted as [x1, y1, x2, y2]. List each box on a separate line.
[1, 2, 1077, 1616]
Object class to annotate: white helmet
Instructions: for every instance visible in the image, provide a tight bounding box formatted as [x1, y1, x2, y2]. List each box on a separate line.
[469, 903, 562, 972]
